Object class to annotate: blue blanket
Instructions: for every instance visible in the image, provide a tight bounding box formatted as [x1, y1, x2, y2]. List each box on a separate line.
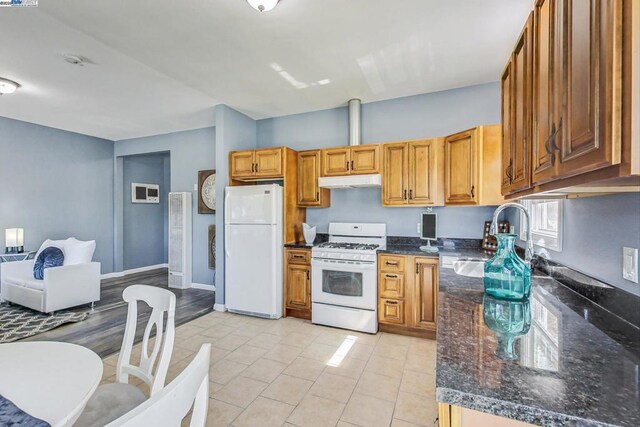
[0, 395, 50, 427]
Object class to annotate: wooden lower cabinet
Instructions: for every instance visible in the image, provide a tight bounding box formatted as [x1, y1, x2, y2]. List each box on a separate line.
[284, 248, 311, 319]
[438, 403, 536, 427]
[378, 254, 439, 339]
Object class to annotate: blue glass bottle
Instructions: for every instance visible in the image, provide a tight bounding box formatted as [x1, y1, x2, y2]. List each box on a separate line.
[484, 233, 532, 300]
[483, 295, 531, 360]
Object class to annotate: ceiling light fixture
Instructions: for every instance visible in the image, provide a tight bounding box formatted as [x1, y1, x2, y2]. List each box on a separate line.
[0, 78, 20, 95]
[247, 0, 279, 12]
[62, 53, 86, 66]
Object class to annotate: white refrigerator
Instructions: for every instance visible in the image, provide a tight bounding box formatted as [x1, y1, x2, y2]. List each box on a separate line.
[224, 184, 284, 319]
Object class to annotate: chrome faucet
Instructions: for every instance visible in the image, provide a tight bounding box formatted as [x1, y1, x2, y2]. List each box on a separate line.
[490, 202, 534, 269]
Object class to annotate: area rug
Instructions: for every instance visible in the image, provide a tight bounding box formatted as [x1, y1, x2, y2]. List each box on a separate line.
[0, 304, 89, 344]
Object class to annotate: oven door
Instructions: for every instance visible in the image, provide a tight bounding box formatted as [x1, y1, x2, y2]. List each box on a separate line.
[311, 258, 377, 310]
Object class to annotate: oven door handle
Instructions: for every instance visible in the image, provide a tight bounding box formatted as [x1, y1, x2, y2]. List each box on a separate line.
[311, 259, 376, 270]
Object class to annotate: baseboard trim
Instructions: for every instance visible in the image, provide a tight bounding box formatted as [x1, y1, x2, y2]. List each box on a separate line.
[213, 303, 226, 312]
[191, 283, 215, 291]
[101, 264, 168, 280]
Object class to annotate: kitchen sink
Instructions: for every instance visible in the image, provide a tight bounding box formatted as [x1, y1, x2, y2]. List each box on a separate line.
[452, 259, 485, 278]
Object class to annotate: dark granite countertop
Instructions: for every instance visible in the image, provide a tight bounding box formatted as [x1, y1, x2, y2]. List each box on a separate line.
[435, 250, 640, 426]
[284, 242, 315, 249]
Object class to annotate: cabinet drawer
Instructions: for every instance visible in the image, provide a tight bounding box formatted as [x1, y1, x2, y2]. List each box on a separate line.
[379, 254, 406, 273]
[287, 249, 310, 265]
[379, 272, 405, 299]
[379, 298, 405, 325]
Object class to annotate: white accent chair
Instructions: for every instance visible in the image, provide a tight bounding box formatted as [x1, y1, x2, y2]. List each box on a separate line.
[106, 344, 211, 427]
[75, 285, 177, 427]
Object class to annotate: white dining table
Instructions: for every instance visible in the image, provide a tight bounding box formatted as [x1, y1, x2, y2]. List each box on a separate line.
[0, 341, 103, 427]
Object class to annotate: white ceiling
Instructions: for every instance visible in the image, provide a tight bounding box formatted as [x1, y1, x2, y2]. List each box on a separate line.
[0, 0, 532, 141]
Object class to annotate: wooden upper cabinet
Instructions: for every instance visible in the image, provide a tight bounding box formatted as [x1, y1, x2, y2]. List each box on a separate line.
[382, 143, 409, 206]
[229, 147, 285, 180]
[230, 150, 255, 178]
[510, 13, 533, 193]
[382, 139, 443, 207]
[558, 0, 622, 178]
[350, 145, 380, 174]
[501, 62, 514, 194]
[532, 0, 560, 186]
[411, 257, 438, 329]
[409, 140, 440, 205]
[297, 150, 330, 208]
[255, 148, 283, 177]
[322, 148, 350, 176]
[321, 145, 380, 176]
[445, 129, 478, 205]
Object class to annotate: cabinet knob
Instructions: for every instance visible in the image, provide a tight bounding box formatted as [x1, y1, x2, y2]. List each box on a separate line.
[386, 300, 398, 305]
[470, 185, 475, 199]
[316, 191, 319, 201]
[350, 160, 354, 170]
[409, 189, 413, 200]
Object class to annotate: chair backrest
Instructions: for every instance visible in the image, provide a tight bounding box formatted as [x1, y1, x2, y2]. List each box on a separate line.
[116, 284, 176, 396]
[106, 344, 211, 427]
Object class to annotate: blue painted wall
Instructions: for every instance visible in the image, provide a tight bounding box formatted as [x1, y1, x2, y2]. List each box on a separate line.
[122, 153, 170, 270]
[115, 126, 216, 285]
[257, 83, 501, 239]
[0, 116, 115, 273]
[214, 105, 257, 306]
[507, 193, 640, 296]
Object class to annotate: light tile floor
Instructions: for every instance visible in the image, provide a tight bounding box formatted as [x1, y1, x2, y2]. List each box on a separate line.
[100, 311, 438, 427]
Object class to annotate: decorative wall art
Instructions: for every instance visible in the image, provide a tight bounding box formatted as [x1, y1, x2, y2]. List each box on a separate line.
[198, 170, 216, 214]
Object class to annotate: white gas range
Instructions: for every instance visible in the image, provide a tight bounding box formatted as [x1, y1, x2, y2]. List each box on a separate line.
[311, 223, 386, 334]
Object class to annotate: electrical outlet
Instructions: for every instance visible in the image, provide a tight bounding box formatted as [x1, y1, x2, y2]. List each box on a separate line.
[623, 247, 638, 284]
[417, 222, 421, 234]
[193, 183, 198, 191]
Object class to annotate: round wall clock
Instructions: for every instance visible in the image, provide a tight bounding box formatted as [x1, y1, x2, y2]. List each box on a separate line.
[198, 170, 216, 214]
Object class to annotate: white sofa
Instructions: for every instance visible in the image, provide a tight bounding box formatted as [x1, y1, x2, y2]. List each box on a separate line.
[1, 260, 100, 313]
[0, 238, 101, 313]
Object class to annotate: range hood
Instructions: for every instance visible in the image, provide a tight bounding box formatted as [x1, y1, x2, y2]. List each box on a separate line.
[318, 174, 381, 189]
[317, 99, 382, 189]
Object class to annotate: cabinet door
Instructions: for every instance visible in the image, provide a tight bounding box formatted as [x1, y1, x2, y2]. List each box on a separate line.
[286, 264, 310, 310]
[255, 148, 283, 177]
[298, 150, 322, 207]
[408, 139, 438, 205]
[501, 62, 514, 194]
[558, 0, 622, 178]
[510, 14, 534, 193]
[322, 148, 350, 176]
[230, 150, 255, 179]
[378, 299, 405, 325]
[382, 143, 408, 206]
[350, 145, 380, 174]
[532, 0, 561, 185]
[411, 258, 438, 329]
[445, 129, 478, 205]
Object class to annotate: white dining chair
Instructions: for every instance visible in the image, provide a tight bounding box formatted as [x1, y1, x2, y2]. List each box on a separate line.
[105, 344, 211, 427]
[75, 285, 177, 427]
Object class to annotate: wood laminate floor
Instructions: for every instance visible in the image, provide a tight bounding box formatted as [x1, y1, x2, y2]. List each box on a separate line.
[22, 268, 214, 357]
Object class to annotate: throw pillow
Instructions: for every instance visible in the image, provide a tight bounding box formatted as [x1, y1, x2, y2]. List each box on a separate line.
[33, 247, 65, 280]
[64, 238, 96, 265]
[35, 239, 66, 260]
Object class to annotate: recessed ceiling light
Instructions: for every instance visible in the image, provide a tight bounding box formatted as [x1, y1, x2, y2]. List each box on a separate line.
[0, 78, 20, 95]
[247, 0, 279, 12]
[62, 53, 86, 66]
